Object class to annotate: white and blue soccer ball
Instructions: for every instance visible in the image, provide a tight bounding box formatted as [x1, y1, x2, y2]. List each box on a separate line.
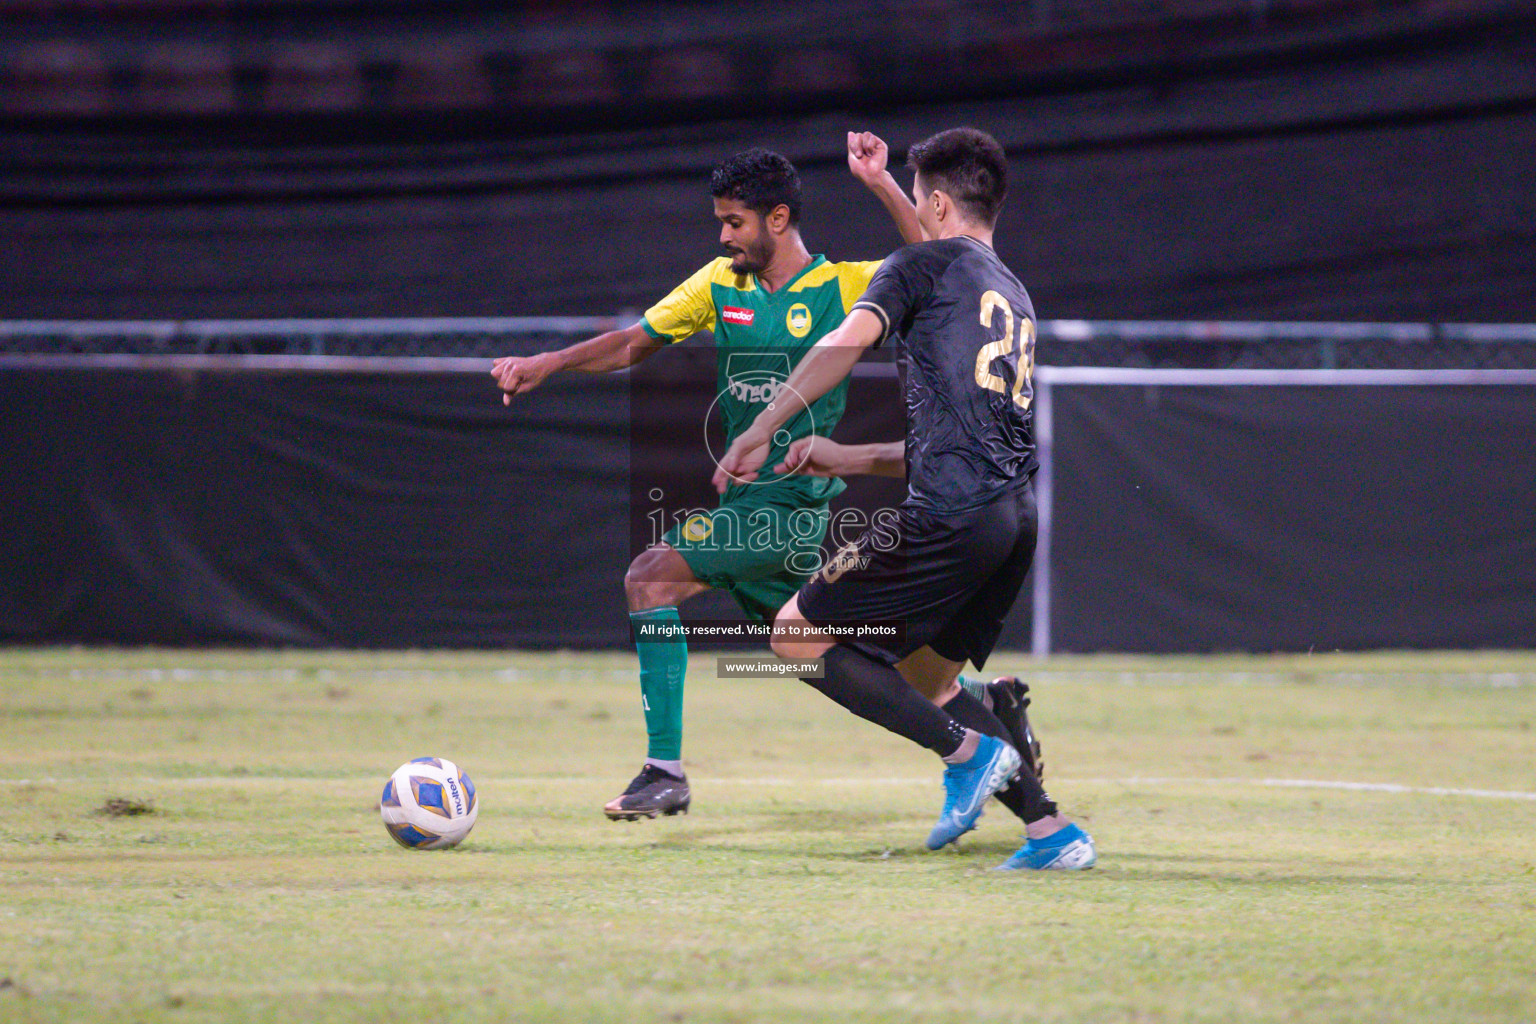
[379, 757, 479, 850]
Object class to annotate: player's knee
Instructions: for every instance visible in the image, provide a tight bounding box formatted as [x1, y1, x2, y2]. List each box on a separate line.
[773, 637, 829, 661]
[625, 547, 699, 611]
[622, 567, 646, 607]
[624, 551, 669, 608]
[768, 606, 800, 659]
[927, 678, 962, 706]
[769, 610, 831, 661]
[769, 630, 801, 660]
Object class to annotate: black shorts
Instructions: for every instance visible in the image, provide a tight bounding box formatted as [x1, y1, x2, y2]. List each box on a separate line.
[796, 483, 1037, 670]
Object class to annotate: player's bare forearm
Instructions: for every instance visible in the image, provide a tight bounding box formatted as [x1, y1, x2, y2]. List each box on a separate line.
[822, 440, 904, 478]
[853, 441, 906, 477]
[867, 171, 923, 246]
[492, 323, 660, 402]
[548, 324, 661, 373]
[847, 130, 923, 246]
[777, 437, 905, 479]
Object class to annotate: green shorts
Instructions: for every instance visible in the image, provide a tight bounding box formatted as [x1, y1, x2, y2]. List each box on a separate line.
[663, 490, 831, 623]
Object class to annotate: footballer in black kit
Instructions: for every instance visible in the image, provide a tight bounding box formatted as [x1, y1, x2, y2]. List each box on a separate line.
[797, 234, 1041, 671]
[716, 126, 1094, 870]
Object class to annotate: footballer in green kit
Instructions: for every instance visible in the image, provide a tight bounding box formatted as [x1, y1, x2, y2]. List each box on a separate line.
[637, 230, 881, 622]
[493, 134, 1042, 821]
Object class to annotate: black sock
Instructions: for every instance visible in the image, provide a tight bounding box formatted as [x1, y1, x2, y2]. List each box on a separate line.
[805, 645, 967, 757]
[938, 689, 1011, 742]
[941, 689, 1058, 823]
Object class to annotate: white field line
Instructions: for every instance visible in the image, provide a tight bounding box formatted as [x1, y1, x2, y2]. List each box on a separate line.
[1085, 777, 1536, 801]
[2, 775, 1533, 801]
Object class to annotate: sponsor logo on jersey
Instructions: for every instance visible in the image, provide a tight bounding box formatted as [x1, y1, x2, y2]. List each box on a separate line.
[785, 303, 812, 338]
[722, 306, 755, 326]
[729, 377, 785, 404]
[724, 353, 792, 406]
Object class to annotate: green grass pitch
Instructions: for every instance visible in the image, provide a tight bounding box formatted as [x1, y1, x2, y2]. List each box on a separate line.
[2, 648, 1533, 1023]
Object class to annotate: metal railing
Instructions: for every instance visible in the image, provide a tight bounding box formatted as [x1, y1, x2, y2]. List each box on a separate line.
[5, 317, 1536, 369]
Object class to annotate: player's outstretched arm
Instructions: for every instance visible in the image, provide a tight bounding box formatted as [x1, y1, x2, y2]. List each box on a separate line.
[491, 322, 663, 404]
[713, 308, 885, 491]
[847, 131, 923, 246]
[776, 436, 905, 479]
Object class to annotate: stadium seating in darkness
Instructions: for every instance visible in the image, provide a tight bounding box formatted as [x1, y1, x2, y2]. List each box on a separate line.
[517, 49, 615, 106]
[644, 48, 735, 102]
[264, 42, 360, 112]
[3, 41, 110, 116]
[392, 47, 490, 110]
[0, 0, 1517, 118]
[134, 44, 234, 114]
[768, 50, 860, 95]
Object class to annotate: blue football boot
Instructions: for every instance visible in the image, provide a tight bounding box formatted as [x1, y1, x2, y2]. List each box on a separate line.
[997, 823, 1097, 871]
[926, 734, 1021, 850]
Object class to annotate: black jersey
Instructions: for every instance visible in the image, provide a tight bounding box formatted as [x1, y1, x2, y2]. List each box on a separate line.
[851, 236, 1038, 514]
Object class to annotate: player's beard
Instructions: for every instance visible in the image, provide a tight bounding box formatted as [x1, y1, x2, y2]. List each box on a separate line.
[726, 236, 773, 277]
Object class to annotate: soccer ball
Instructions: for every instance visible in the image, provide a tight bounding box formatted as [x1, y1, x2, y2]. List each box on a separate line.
[379, 757, 479, 850]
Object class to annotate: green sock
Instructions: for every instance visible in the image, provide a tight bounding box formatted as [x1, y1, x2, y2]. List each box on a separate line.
[630, 606, 687, 762]
[957, 674, 991, 708]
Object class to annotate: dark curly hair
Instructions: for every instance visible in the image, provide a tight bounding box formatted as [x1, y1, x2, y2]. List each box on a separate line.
[906, 127, 1008, 226]
[710, 148, 802, 226]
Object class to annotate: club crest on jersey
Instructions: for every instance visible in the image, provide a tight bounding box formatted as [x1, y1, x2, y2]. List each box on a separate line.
[681, 514, 713, 542]
[721, 306, 755, 326]
[785, 303, 812, 339]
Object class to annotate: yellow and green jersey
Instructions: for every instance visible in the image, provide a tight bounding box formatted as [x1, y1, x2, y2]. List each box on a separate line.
[639, 254, 882, 502]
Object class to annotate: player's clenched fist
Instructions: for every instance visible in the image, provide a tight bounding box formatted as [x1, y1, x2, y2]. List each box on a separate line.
[846, 131, 890, 187]
[491, 353, 557, 404]
[712, 424, 773, 493]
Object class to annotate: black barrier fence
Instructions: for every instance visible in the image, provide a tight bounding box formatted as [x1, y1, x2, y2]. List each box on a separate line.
[1033, 368, 1536, 653]
[2, 348, 1533, 652]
